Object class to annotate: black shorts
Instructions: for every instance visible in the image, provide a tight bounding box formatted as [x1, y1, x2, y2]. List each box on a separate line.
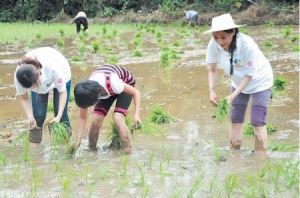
[94, 92, 132, 117]
[75, 17, 88, 33]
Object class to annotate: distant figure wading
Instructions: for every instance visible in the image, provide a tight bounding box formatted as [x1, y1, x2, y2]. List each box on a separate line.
[71, 11, 88, 33]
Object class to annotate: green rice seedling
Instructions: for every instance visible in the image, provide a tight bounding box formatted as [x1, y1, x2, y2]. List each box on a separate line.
[187, 173, 204, 198]
[291, 35, 299, 42]
[112, 29, 118, 37]
[133, 49, 143, 57]
[79, 44, 86, 58]
[121, 155, 129, 176]
[98, 164, 112, 180]
[273, 76, 287, 91]
[47, 101, 54, 112]
[48, 122, 69, 145]
[160, 51, 170, 67]
[116, 176, 130, 193]
[0, 153, 6, 166]
[56, 37, 65, 47]
[205, 140, 226, 164]
[35, 33, 42, 39]
[136, 162, 145, 186]
[59, 29, 64, 37]
[170, 50, 179, 59]
[84, 163, 91, 183]
[192, 153, 204, 171]
[170, 190, 182, 198]
[102, 26, 107, 34]
[282, 160, 299, 188]
[71, 56, 81, 62]
[106, 117, 132, 150]
[83, 31, 89, 37]
[147, 151, 155, 168]
[292, 45, 299, 52]
[141, 185, 149, 198]
[263, 40, 272, 48]
[149, 105, 174, 124]
[214, 98, 231, 123]
[12, 163, 21, 184]
[23, 132, 31, 163]
[135, 31, 142, 39]
[282, 26, 291, 38]
[92, 40, 100, 53]
[134, 119, 161, 136]
[272, 163, 283, 192]
[268, 142, 298, 152]
[173, 41, 180, 47]
[133, 38, 141, 48]
[244, 122, 277, 136]
[88, 180, 96, 198]
[27, 40, 33, 48]
[107, 55, 118, 64]
[209, 175, 217, 193]
[156, 31, 162, 38]
[159, 161, 171, 182]
[59, 174, 71, 191]
[225, 174, 239, 198]
[31, 164, 42, 195]
[258, 161, 271, 179]
[264, 21, 274, 28]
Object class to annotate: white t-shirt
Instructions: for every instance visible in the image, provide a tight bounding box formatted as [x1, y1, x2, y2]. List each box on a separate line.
[205, 33, 273, 94]
[75, 11, 87, 19]
[89, 72, 125, 99]
[14, 47, 71, 95]
[186, 10, 198, 20]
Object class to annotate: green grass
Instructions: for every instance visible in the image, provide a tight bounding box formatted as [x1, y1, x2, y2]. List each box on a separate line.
[0, 153, 6, 166]
[273, 76, 288, 91]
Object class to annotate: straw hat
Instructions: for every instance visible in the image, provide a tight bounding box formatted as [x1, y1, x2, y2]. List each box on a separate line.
[203, 13, 246, 34]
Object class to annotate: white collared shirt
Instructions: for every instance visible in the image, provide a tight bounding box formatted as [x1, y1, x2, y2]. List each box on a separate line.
[205, 33, 273, 94]
[14, 47, 71, 95]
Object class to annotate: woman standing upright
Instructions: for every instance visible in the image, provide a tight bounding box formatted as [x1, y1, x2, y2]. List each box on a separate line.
[14, 47, 72, 146]
[204, 14, 273, 152]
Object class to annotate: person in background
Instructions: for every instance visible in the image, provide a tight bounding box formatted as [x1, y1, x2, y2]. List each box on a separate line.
[204, 13, 273, 152]
[72, 64, 141, 154]
[14, 47, 72, 146]
[185, 10, 199, 26]
[71, 11, 88, 33]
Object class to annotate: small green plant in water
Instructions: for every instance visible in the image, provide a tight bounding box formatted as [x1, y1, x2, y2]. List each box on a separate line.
[59, 29, 64, 37]
[35, 33, 42, 39]
[214, 98, 230, 123]
[92, 41, 100, 53]
[268, 142, 298, 151]
[149, 105, 174, 124]
[56, 37, 65, 47]
[225, 174, 239, 198]
[273, 76, 287, 91]
[133, 49, 143, 57]
[0, 153, 6, 166]
[243, 122, 277, 136]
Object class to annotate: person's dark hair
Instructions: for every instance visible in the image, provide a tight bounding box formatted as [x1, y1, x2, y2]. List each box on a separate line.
[20, 56, 42, 69]
[74, 80, 100, 108]
[224, 28, 239, 75]
[16, 64, 38, 88]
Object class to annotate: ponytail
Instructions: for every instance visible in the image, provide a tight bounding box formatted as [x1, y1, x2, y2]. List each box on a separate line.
[224, 28, 239, 76]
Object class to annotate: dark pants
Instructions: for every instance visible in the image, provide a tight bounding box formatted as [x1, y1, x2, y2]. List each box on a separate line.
[30, 80, 71, 143]
[75, 17, 88, 33]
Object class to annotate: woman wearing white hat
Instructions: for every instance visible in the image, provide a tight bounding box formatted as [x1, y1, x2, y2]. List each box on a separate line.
[204, 13, 273, 152]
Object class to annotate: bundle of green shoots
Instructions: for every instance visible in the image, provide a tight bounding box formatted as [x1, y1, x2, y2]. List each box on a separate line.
[214, 98, 231, 123]
[150, 105, 174, 124]
[48, 122, 70, 145]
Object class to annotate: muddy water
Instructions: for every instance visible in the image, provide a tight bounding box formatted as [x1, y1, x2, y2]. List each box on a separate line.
[0, 25, 299, 197]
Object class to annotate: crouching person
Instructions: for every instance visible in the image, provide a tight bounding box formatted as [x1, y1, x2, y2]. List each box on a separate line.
[14, 47, 72, 146]
[72, 65, 141, 154]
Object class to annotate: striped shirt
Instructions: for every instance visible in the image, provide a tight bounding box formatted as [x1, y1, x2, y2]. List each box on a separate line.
[94, 64, 135, 85]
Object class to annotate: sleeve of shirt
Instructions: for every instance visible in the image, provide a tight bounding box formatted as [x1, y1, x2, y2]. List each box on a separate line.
[205, 39, 218, 64]
[243, 43, 259, 77]
[110, 73, 125, 94]
[52, 70, 66, 93]
[14, 68, 27, 96]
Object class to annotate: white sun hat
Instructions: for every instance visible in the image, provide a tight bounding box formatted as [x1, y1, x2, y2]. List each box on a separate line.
[203, 13, 246, 34]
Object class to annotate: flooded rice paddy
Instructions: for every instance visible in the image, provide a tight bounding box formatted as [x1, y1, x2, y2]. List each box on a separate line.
[0, 24, 299, 197]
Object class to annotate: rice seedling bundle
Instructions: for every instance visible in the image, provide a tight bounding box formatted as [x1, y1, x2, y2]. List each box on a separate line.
[214, 98, 230, 123]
